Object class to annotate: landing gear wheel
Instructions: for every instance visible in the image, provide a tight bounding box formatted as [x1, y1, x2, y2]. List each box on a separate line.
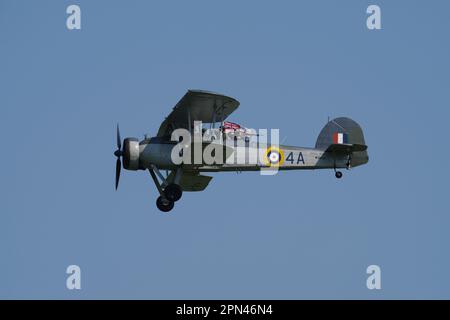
[164, 183, 183, 202]
[156, 196, 174, 212]
[335, 171, 343, 179]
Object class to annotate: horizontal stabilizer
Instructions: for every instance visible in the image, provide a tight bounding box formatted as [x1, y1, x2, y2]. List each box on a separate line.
[325, 143, 368, 154]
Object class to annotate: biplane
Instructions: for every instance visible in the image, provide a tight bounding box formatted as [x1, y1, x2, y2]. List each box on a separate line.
[114, 90, 369, 212]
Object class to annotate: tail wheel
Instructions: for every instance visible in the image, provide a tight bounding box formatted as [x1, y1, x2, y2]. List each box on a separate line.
[164, 183, 183, 202]
[156, 196, 174, 212]
[335, 171, 343, 179]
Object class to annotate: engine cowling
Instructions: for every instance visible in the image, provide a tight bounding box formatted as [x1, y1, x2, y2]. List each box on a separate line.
[123, 138, 140, 170]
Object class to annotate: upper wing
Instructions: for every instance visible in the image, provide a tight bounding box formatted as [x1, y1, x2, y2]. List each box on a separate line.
[157, 90, 240, 138]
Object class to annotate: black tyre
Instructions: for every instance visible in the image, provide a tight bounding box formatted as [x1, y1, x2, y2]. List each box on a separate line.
[164, 183, 183, 202]
[335, 171, 343, 179]
[156, 196, 174, 212]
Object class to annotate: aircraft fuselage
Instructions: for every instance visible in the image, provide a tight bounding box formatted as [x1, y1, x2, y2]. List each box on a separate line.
[137, 140, 368, 172]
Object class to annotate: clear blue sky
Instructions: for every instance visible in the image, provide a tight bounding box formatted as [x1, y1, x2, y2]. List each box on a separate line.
[1, 0, 449, 299]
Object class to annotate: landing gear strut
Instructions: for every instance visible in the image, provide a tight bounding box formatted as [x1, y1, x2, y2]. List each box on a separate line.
[148, 166, 183, 212]
[334, 153, 351, 179]
[333, 155, 343, 179]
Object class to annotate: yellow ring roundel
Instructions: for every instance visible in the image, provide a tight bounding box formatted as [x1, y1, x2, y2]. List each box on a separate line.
[264, 147, 284, 166]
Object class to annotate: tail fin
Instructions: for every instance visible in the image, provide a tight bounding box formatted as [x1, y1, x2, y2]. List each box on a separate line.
[315, 117, 367, 150]
[316, 117, 369, 167]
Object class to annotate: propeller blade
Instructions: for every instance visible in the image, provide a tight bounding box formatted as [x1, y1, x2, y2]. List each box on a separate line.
[116, 124, 122, 151]
[115, 158, 121, 190]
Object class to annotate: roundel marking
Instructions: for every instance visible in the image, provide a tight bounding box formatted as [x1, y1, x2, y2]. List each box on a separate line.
[264, 147, 285, 166]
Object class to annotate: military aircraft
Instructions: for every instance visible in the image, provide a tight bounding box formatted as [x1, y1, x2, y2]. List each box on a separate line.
[114, 90, 369, 212]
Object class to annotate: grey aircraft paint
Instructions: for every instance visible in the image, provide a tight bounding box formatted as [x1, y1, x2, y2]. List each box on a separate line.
[114, 90, 369, 212]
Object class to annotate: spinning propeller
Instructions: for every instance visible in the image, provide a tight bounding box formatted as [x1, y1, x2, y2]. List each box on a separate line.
[114, 124, 123, 190]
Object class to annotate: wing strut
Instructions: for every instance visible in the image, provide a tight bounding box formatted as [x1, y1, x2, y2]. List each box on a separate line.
[187, 105, 191, 134]
[210, 102, 216, 130]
